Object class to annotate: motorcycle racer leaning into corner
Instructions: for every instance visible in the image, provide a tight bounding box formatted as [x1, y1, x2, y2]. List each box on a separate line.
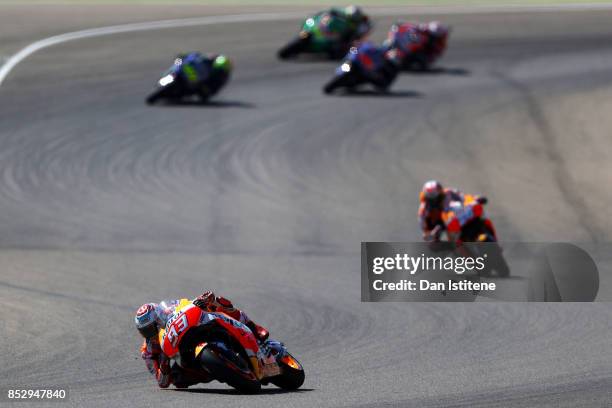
[135, 291, 269, 388]
[384, 21, 450, 70]
[418, 180, 498, 244]
[176, 52, 232, 100]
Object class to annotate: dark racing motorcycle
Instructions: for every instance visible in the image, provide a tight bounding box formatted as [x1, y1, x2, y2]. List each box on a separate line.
[146, 57, 191, 104]
[146, 54, 230, 105]
[323, 43, 399, 94]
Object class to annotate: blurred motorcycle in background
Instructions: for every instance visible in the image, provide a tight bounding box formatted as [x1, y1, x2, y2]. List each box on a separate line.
[323, 42, 399, 94]
[428, 195, 510, 277]
[278, 6, 371, 60]
[146, 52, 231, 105]
[383, 21, 450, 71]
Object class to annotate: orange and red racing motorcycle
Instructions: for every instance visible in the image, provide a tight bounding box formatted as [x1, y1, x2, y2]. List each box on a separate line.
[159, 299, 304, 393]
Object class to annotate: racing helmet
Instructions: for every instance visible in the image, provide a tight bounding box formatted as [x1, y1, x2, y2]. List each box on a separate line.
[135, 303, 159, 339]
[344, 5, 365, 23]
[422, 180, 445, 207]
[424, 21, 449, 38]
[212, 55, 232, 73]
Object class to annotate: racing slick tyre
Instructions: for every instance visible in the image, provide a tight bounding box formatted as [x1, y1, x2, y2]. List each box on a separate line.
[413, 54, 432, 72]
[468, 241, 510, 278]
[488, 244, 510, 278]
[146, 87, 166, 105]
[200, 347, 261, 394]
[270, 353, 305, 390]
[401, 53, 430, 72]
[146, 79, 184, 105]
[278, 35, 310, 59]
[323, 72, 358, 94]
[373, 62, 399, 92]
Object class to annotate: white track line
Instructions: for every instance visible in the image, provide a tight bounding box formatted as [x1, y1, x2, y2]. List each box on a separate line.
[0, 12, 300, 87]
[2, 3, 612, 87]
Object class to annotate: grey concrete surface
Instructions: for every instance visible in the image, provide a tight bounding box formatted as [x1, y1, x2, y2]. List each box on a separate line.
[0, 6, 611, 407]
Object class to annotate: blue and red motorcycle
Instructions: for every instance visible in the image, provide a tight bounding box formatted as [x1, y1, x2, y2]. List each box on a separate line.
[323, 43, 399, 94]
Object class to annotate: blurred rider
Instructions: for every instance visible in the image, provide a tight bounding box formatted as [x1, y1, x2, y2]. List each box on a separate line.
[419, 180, 463, 241]
[135, 291, 269, 389]
[318, 5, 372, 41]
[340, 5, 372, 39]
[418, 180, 496, 243]
[178, 52, 232, 99]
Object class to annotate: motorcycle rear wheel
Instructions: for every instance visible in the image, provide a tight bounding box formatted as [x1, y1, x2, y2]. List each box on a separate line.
[200, 348, 261, 394]
[278, 35, 310, 59]
[486, 244, 510, 278]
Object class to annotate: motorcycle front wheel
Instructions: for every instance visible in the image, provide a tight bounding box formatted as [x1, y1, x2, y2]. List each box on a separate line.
[278, 35, 310, 59]
[270, 353, 305, 390]
[323, 71, 359, 94]
[146, 87, 167, 105]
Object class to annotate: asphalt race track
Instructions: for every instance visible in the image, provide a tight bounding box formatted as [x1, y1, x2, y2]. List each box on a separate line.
[1, 5, 612, 407]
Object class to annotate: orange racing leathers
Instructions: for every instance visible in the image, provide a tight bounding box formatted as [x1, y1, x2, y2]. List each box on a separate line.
[418, 188, 463, 239]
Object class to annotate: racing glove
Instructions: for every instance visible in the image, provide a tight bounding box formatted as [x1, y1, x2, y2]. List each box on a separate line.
[193, 291, 215, 310]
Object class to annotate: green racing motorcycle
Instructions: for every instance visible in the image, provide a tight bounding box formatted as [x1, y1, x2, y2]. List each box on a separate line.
[278, 11, 368, 60]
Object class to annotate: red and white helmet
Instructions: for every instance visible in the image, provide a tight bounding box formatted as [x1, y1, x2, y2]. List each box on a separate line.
[135, 303, 159, 338]
[422, 180, 444, 204]
[422, 21, 449, 38]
